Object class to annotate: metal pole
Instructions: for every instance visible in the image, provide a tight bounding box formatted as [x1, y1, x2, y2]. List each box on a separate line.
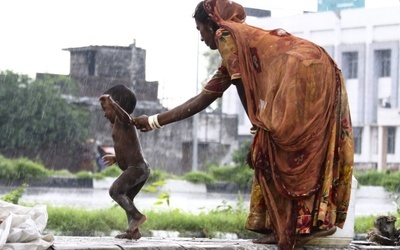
[192, 34, 199, 171]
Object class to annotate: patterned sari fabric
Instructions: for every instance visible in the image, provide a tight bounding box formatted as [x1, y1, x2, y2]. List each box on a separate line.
[202, 0, 354, 249]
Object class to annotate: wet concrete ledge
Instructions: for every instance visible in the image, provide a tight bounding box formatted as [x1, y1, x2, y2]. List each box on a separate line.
[52, 236, 400, 250]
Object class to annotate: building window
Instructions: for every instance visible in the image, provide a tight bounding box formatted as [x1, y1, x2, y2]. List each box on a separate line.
[353, 127, 363, 154]
[387, 127, 396, 154]
[342, 52, 358, 79]
[87, 51, 96, 76]
[375, 50, 391, 77]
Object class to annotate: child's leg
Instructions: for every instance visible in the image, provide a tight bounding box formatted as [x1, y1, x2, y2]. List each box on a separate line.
[126, 178, 148, 232]
[109, 166, 149, 235]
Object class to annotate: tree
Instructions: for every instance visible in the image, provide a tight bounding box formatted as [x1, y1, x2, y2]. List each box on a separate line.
[0, 70, 90, 171]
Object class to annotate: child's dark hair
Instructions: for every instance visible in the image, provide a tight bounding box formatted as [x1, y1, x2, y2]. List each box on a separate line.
[103, 85, 137, 114]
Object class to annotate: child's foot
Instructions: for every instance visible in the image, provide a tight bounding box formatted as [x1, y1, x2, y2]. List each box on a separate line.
[115, 228, 141, 240]
[129, 215, 147, 232]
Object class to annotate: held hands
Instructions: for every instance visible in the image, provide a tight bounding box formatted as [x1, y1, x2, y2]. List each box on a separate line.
[132, 115, 151, 132]
[132, 114, 163, 132]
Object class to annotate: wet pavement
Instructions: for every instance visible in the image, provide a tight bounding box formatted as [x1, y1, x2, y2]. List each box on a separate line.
[354, 185, 398, 216]
[50, 236, 400, 250]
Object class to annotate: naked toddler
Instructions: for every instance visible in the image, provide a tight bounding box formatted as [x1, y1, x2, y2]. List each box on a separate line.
[99, 85, 149, 240]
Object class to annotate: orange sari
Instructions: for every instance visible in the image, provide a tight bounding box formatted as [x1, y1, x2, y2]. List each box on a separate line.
[202, 1, 354, 249]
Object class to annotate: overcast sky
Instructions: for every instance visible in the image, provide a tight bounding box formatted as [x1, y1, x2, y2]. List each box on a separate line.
[1, 0, 398, 108]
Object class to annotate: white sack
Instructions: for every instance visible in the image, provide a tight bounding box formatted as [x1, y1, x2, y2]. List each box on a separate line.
[0, 200, 54, 250]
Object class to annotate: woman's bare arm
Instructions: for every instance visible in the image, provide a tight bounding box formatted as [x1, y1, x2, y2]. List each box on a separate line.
[158, 92, 217, 126]
[134, 92, 218, 131]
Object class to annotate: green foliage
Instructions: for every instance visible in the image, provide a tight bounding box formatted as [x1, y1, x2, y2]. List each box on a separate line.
[184, 140, 254, 190]
[1, 183, 27, 204]
[0, 155, 50, 182]
[153, 191, 170, 207]
[75, 171, 93, 179]
[46, 206, 126, 236]
[355, 170, 400, 192]
[0, 70, 89, 157]
[209, 165, 253, 189]
[164, 140, 255, 189]
[382, 174, 400, 193]
[182, 171, 215, 185]
[142, 180, 166, 193]
[49, 169, 74, 177]
[39, 74, 80, 96]
[219, 140, 254, 189]
[209, 165, 237, 180]
[146, 169, 172, 184]
[100, 165, 122, 178]
[354, 215, 375, 234]
[232, 140, 252, 165]
[354, 171, 385, 186]
[90, 165, 122, 180]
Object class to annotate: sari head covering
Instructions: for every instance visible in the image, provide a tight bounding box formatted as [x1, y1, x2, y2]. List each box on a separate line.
[203, 0, 246, 24]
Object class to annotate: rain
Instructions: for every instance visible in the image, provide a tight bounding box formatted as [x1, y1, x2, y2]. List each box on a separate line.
[1, 0, 400, 248]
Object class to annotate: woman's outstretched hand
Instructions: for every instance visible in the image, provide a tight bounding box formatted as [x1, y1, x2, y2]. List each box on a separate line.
[132, 115, 151, 132]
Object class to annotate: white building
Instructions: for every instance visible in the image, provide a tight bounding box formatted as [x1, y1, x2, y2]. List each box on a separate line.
[222, 5, 400, 171]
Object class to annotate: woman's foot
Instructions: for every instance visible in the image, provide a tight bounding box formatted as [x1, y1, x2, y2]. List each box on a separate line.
[295, 226, 337, 247]
[252, 234, 277, 244]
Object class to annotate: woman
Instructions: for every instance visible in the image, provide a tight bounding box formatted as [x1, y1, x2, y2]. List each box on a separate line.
[133, 0, 354, 249]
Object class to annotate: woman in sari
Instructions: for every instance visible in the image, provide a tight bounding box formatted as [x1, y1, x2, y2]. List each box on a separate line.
[133, 0, 354, 249]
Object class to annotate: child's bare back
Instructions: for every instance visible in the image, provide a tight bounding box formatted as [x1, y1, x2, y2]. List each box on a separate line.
[99, 85, 150, 240]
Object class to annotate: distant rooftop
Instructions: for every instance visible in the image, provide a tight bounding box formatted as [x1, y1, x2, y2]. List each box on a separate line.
[244, 7, 271, 18]
[63, 45, 132, 52]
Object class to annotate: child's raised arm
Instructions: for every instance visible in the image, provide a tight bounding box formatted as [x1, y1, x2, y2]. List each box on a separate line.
[99, 94, 134, 126]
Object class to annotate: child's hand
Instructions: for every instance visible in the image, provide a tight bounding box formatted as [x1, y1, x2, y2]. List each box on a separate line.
[102, 154, 116, 167]
[98, 94, 113, 104]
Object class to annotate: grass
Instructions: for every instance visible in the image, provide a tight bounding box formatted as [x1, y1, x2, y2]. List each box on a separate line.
[354, 215, 376, 235]
[43, 202, 400, 238]
[44, 205, 259, 239]
[46, 205, 126, 236]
